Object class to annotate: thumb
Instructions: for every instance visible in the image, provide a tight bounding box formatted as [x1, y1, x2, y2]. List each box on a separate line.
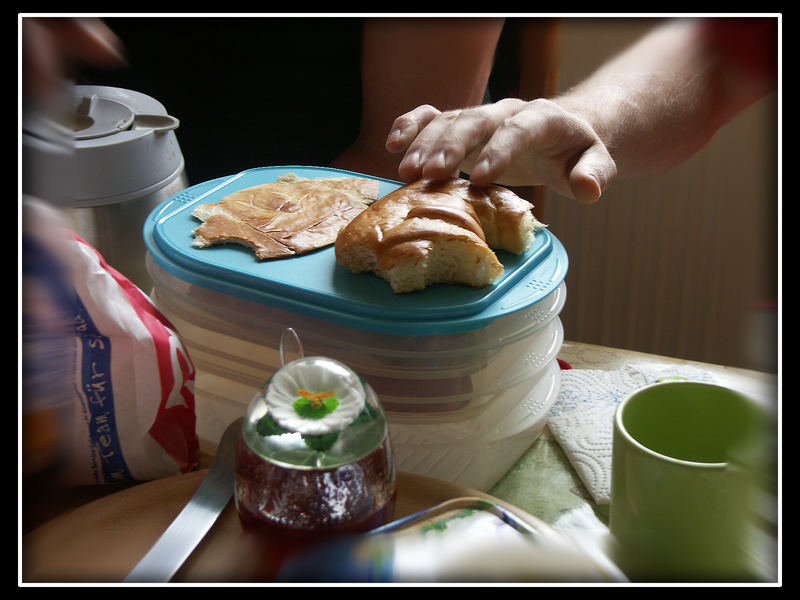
[568, 142, 617, 203]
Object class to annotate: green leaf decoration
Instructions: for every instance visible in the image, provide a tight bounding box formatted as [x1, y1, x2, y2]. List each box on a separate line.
[349, 405, 374, 427]
[302, 432, 340, 452]
[293, 395, 340, 419]
[256, 412, 290, 437]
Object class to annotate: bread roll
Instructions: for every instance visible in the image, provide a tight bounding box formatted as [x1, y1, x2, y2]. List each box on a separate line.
[335, 178, 545, 293]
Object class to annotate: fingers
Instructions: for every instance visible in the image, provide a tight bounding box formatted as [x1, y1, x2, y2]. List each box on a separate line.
[422, 99, 527, 181]
[385, 104, 441, 154]
[466, 109, 537, 187]
[461, 99, 569, 188]
[568, 143, 617, 204]
[392, 99, 526, 182]
[470, 99, 617, 200]
[384, 98, 617, 202]
[22, 19, 60, 99]
[395, 108, 461, 181]
[43, 17, 125, 66]
[22, 17, 125, 102]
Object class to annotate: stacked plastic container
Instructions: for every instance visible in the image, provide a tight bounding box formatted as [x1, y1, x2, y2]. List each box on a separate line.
[144, 167, 568, 491]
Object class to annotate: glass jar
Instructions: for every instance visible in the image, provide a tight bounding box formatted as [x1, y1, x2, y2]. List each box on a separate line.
[234, 330, 396, 551]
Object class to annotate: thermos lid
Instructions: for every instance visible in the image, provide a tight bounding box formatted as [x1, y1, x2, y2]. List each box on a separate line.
[23, 85, 185, 207]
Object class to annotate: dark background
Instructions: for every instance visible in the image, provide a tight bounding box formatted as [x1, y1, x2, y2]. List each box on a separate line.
[76, 17, 366, 187]
[75, 16, 525, 188]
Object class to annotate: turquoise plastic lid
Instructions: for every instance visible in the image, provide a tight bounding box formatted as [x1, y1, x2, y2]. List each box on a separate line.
[143, 166, 568, 335]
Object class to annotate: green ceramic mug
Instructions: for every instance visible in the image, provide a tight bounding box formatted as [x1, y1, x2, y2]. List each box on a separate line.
[608, 381, 769, 582]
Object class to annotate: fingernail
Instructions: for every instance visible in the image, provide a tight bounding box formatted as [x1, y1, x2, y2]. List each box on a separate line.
[576, 174, 602, 204]
[431, 150, 447, 171]
[473, 157, 491, 179]
[386, 128, 402, 146]
[401, 150, 420, 171]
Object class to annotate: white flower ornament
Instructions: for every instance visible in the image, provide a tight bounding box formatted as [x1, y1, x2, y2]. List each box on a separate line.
[265, 357, 366, 436]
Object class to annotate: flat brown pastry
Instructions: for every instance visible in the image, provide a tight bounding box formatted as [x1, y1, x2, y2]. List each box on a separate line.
[192, 173, 380, 259]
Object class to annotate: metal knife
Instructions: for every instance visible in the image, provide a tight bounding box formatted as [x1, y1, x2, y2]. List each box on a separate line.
[124, 417, 243, 583]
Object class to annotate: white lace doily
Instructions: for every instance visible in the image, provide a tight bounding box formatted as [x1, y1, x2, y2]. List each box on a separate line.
[547, 364, 714, 504]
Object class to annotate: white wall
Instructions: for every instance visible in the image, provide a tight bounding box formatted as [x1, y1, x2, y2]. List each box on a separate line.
[543, 17, 778, 372]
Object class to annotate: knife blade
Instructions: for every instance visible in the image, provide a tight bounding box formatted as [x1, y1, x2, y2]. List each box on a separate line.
[124, 417, 243, 583]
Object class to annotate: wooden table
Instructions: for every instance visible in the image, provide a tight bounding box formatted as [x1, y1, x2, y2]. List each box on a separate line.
[20, 341, 779, 583]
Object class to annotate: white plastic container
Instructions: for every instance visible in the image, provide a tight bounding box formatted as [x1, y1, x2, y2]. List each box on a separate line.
[144, 166, 569, 490]
[390, 359, 562, 491]
[148, 260, 564, 405]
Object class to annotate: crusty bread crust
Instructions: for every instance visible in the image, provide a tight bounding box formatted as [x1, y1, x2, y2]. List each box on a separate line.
[335, 178, 545, 293]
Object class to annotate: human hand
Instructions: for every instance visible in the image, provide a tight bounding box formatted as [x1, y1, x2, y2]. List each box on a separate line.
[385, 98, 617, 203]
[22, 17, 125, 102]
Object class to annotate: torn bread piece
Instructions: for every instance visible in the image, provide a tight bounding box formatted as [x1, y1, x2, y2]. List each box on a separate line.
[335, 178, 546, 293]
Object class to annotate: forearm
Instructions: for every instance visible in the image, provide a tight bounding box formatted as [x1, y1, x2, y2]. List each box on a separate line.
[553, 18, 774, 178]
[382, 17, 775, 200]
[333, 17, 504, 179]
[360, 18, 502, 144]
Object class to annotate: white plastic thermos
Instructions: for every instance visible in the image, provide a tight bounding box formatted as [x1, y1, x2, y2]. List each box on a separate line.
[22, 85, 188, 291]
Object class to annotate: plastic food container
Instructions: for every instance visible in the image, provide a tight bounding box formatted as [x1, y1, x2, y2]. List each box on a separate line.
[390, 359, 562, 491]
[144, 166, 569, 490]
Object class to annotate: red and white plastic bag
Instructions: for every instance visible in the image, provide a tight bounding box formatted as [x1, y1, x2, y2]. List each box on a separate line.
[22, 197, 199, 485]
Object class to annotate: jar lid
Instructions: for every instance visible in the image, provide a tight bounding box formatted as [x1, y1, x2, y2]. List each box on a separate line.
[242, 329, 390, 469]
